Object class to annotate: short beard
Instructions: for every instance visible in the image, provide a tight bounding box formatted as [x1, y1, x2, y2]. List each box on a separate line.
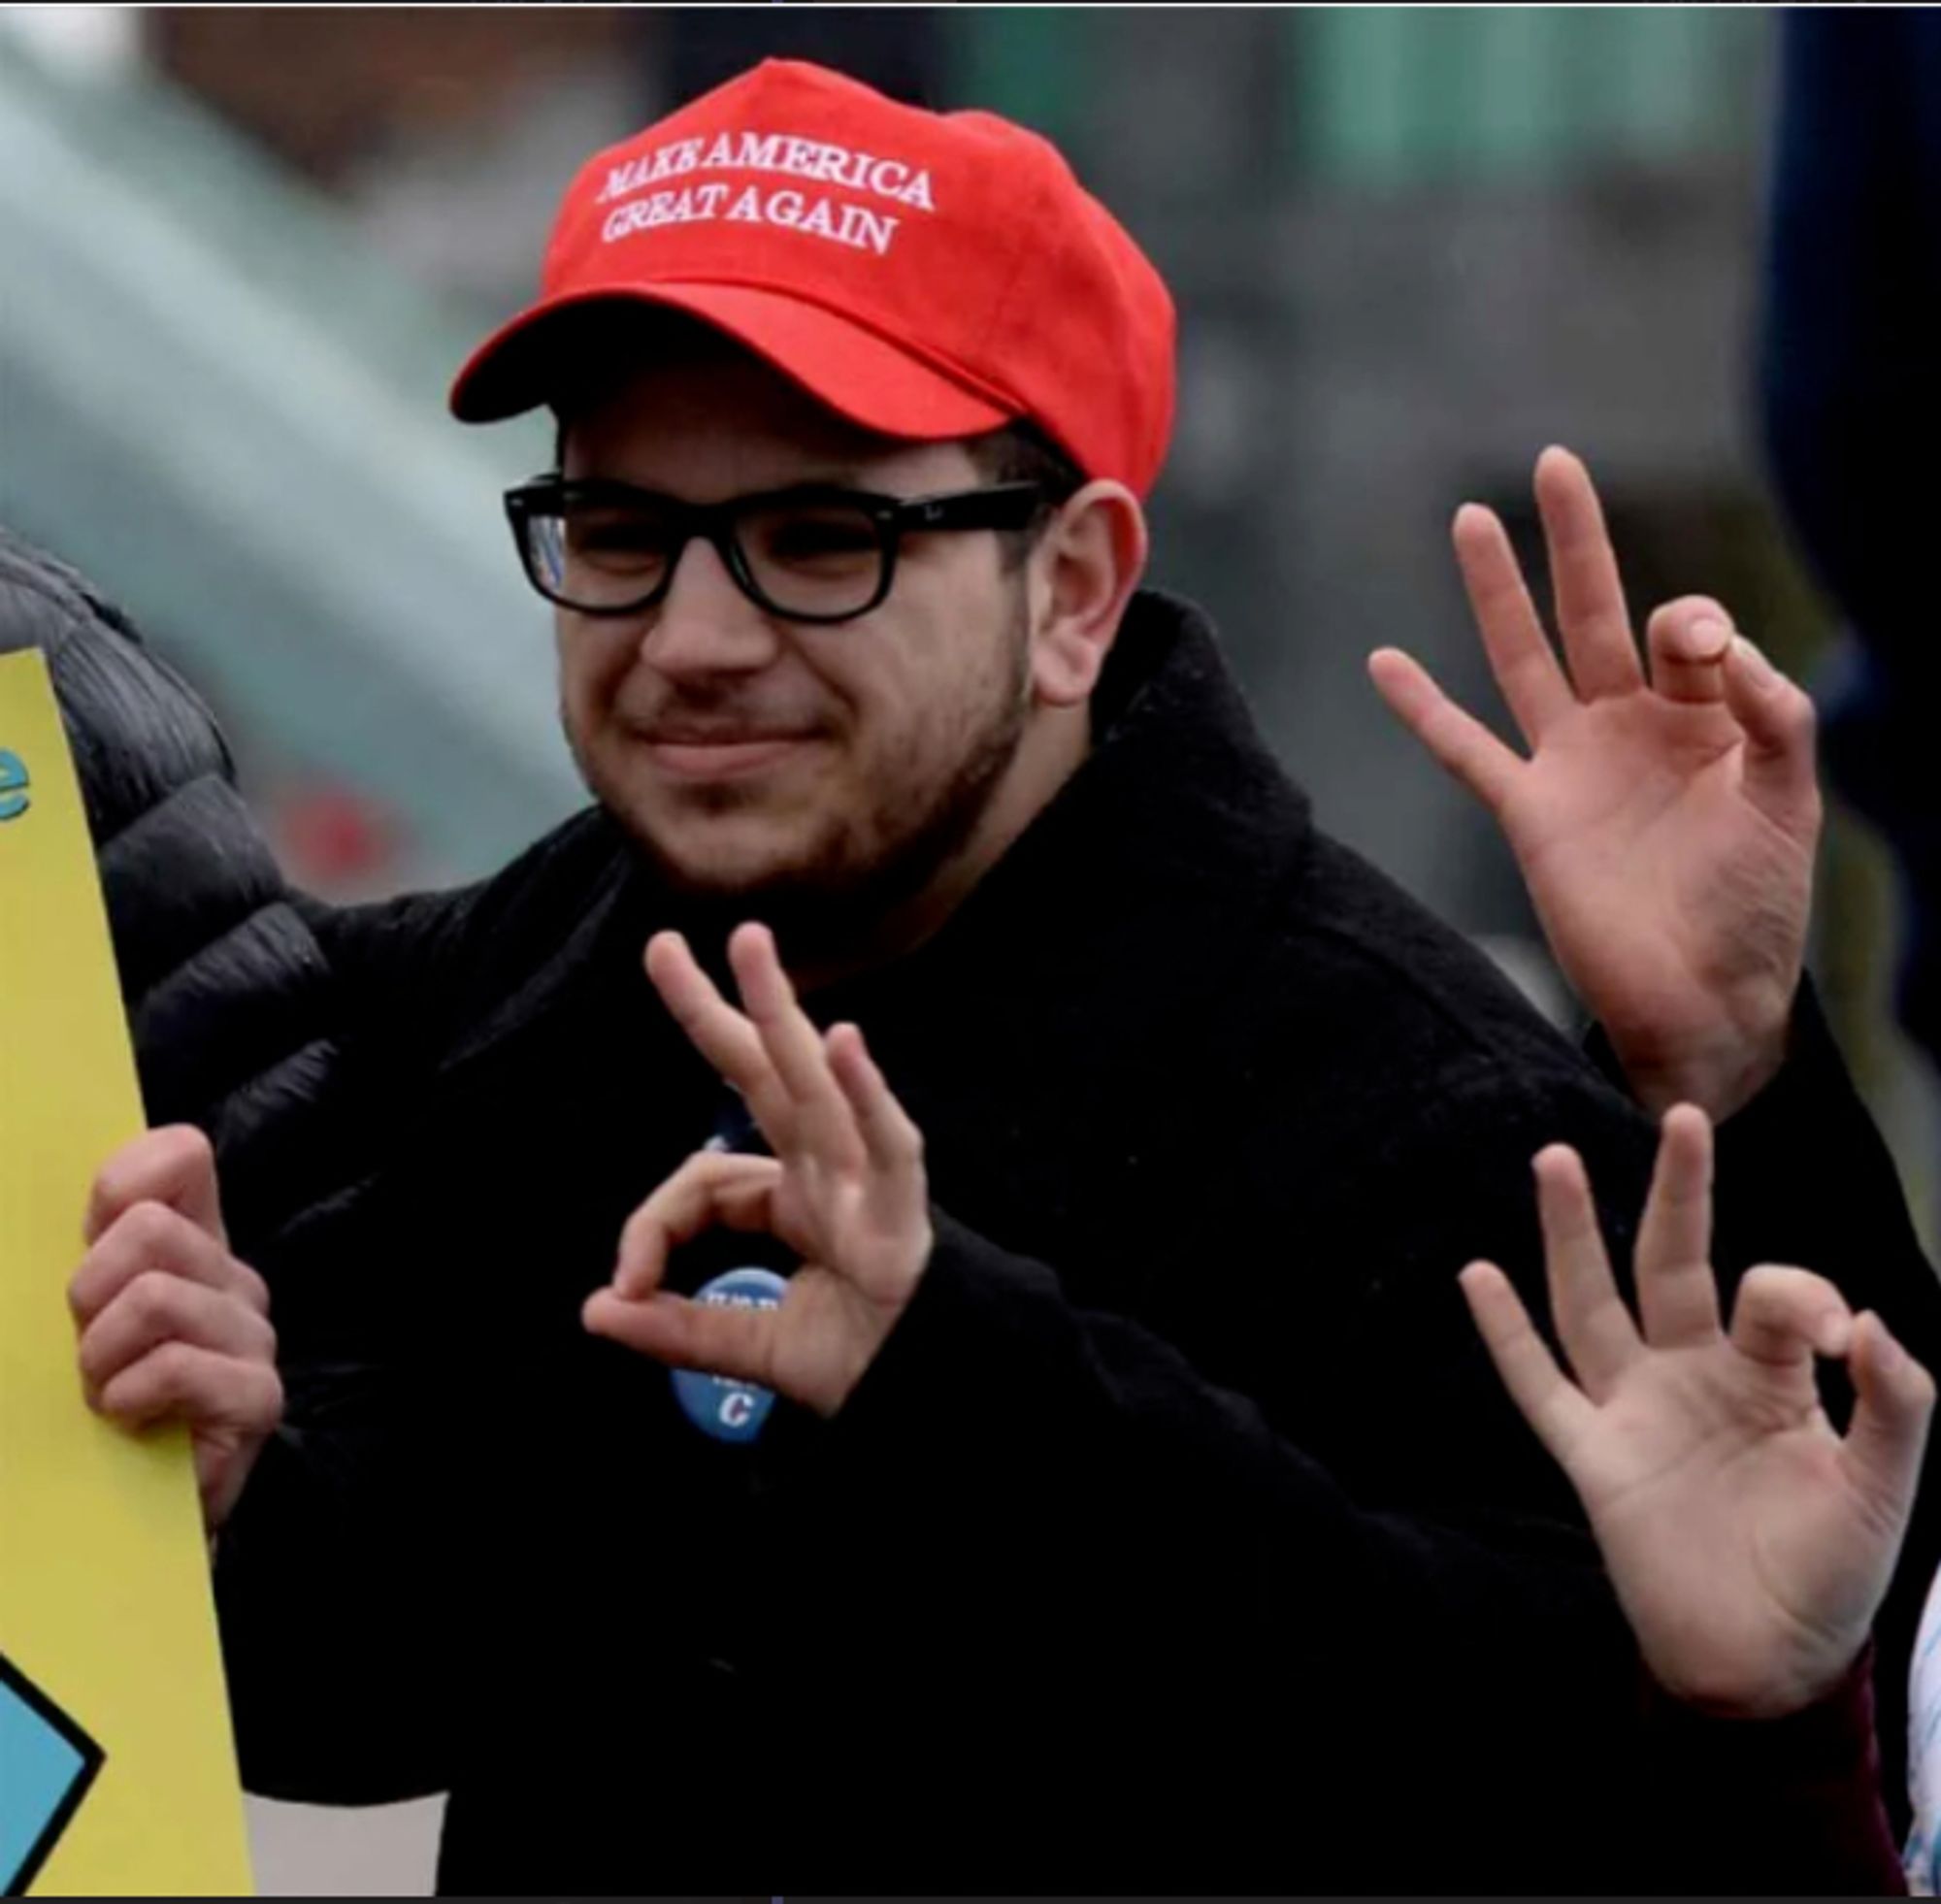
[589, 589, 1036, 970]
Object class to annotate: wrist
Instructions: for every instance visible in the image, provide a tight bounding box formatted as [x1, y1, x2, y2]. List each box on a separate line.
[1659, 1657, 1855, 1723]
[1650, 1638, 1875, 1731]
[1609, 1001, 1793, 1123]
[816, 1216, 937, 1418]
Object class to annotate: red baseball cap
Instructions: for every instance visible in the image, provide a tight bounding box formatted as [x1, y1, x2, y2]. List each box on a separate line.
[449, 59, 1177, 496]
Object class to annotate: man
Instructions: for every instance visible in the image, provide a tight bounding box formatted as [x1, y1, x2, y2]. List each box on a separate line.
[65, 58, 1941, 1889]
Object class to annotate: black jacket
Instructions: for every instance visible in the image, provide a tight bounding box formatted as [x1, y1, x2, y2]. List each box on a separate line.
[0, 529, 336, 1239]
[210, 588, 1941, 1891]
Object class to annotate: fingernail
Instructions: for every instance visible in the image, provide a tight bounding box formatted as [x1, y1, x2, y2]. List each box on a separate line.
[1689, 617, 1731, 660]
[1731, 636, 1780, 689]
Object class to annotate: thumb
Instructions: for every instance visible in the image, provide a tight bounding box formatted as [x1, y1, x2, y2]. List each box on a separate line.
[584, 1285, 779, 1390]
[1721, 637, 1821, 831]
[1839, 1311, 1936, 1537]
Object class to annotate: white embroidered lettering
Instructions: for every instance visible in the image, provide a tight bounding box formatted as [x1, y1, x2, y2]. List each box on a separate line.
[594, 128, 936, 248]
[851, 207, 899, 255]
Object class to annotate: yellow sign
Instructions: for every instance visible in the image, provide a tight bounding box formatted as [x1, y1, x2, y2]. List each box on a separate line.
[0, 650, 252, 1896]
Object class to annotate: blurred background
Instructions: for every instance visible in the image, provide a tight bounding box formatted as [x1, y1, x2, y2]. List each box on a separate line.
[0, 6, 1931, 1888]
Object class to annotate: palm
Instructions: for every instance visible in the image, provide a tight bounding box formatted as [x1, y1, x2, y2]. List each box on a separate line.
[1566, 1339, 1896, 1716]
[1463, 1108, 1932, 1719]
[767, 1164, 928, 1414]
[1501, 694, 1812, 1065]
[1371, 447, 1822, 1118]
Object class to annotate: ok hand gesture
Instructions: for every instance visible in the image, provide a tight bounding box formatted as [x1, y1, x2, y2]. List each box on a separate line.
[1464, 1106, 1932, 1716]
[583, 923, 932, 1417]
[1373, 448, 1822, 1121]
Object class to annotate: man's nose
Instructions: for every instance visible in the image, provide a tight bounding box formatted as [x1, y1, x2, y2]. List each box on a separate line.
[638, 534, 783, 677]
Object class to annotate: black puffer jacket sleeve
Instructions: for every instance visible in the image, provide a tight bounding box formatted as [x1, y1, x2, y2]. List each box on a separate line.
[0, 528, 339, 1250]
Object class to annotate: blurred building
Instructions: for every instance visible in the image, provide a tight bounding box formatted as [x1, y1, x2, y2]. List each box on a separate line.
[0, 5, 1925, 1201]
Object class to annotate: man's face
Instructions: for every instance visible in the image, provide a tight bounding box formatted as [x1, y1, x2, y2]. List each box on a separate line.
[555, 347, 1036, 918]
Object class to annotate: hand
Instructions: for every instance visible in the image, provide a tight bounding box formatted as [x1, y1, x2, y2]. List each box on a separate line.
[1370, 445, 1822, 1120]
[1462, 1105, 1933, 1718]
[582, 922, 933, 1417]
[72, 1126, 281, 1532]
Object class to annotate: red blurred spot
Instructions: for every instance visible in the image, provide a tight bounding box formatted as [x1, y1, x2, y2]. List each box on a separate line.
[278, 784, 399, 884]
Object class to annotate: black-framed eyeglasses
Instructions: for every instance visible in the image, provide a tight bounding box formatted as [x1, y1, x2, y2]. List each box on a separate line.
[504, 476, 1049, 625]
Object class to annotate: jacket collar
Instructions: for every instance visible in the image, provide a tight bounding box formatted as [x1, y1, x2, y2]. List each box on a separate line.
[440, 585, 1310, 1076]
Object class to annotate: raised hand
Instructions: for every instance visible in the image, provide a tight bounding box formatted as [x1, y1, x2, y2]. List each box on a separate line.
[1370, 446, 1822, 1121]
[582, 922, 932, 1416]
[1462, 1106, 1933, 1717]
[72, 1126, 281, 1531]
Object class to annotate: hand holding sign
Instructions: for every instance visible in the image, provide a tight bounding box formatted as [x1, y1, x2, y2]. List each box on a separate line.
[1369, 447, 1821, 1122]
[583, 923, 933, 1416]
[0, 648, 250, 1892]
[70, 1127, 280, 1531]
[1463, 1106, 1933, 1718]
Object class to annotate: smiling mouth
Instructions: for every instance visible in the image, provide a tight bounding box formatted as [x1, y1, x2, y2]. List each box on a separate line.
[641, 735, 816, 781]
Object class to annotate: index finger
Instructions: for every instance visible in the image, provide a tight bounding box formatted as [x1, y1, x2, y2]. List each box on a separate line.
[1644, 598, 1734, 708]
[613, 1150, 784, 1299]
[85, 1125, 226, 1248]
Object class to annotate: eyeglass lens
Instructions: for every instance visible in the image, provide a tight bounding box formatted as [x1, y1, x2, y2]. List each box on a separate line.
[526, 494, 889, 618]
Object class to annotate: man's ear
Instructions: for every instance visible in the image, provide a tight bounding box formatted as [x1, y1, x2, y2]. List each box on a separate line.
[1027, 482, 1149, 707]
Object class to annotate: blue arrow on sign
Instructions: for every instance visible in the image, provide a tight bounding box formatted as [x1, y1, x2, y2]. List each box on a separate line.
[0, 1652, 102, 1896]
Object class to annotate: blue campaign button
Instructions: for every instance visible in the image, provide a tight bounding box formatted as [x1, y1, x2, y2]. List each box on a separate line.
[672, 1265, 789, 1443]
